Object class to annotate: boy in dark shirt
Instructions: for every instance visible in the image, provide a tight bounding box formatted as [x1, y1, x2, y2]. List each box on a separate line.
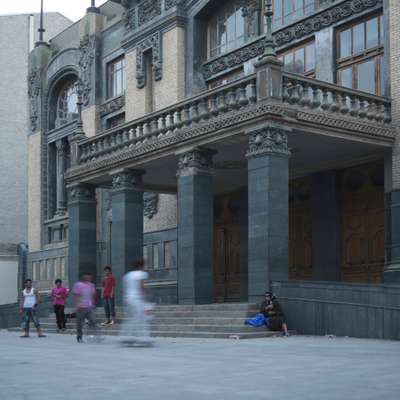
[260, 291, 289, 336]
[101, 266, 116, 325]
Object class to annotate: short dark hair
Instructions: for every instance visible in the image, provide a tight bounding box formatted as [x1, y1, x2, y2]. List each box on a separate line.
[132, 259, 144, 270]
[24, 279, 32, 284]
[55, 279, 62, 285]
[104, 266, 112, 272]
[80, 272, 92, 278]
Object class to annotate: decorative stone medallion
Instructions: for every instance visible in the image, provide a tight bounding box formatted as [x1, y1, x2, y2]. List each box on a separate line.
[143, 192, 159, 218]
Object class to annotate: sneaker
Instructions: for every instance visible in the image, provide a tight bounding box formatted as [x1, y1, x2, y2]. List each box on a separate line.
[109, 320, 114, 325]
[76, 336, 82, 343]
[101, 321, 110, 326]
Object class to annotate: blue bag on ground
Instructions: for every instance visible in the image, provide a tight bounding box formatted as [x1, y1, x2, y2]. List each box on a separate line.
[244, 313, 265, 327]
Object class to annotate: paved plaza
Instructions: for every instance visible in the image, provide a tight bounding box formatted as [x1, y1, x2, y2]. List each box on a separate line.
[0, 331, 399, 400]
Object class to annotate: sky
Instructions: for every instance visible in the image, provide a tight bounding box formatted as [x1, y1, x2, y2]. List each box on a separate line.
[0, 0, 109, 22]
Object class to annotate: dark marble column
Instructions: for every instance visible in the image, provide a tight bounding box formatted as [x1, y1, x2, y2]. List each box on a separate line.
[312, 171, 341, 281]
[111, 169, 144, 304]
[55, 139, 68, 216]
[246, 124, 290, 302]
[177, 148, 215, 304]
[67, 183, 97, 287]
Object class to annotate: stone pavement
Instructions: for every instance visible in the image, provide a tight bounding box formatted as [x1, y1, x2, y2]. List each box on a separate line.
[0, 331, 399, 400]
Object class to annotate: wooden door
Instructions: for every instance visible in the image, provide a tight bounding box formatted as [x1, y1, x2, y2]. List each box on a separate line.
[289, 178, 313, 280]
[214, 195, 241, 302]
[341, 163, 384, 283]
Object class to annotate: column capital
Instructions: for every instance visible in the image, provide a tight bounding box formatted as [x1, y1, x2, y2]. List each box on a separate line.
[246, 124, 291, 159]
[111, 169, 145, 192]
[177, 148, 216, 177]
[68, 183, 96, 204]
[55, 138, 68, 155]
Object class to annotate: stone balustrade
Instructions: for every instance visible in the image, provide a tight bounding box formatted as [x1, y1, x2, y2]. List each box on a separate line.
[78, 75, 257, 165]
[282, 72, 392, 125]
[75, 71, 393, 169]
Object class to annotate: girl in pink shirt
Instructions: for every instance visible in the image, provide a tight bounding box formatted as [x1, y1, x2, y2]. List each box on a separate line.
[51, 279, 68, 332]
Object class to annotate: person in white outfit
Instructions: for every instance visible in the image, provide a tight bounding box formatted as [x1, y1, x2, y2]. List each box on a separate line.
[120, 259, 153, 346]
[19, 279, 46, 338]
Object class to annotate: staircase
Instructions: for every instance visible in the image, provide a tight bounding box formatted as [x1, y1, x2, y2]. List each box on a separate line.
[9, 303, 284, 339]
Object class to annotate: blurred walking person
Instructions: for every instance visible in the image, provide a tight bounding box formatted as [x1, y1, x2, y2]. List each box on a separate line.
[120, 259, 153, 346]
[51, 279, 68, 332]
[101, 266, 116, 326]
[19, 279, 46, 338]
[72, 272, 97, 343]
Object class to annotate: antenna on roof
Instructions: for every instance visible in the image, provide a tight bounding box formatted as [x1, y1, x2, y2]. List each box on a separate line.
[38, 0, 45, 42]
[87, 0, 100, 13]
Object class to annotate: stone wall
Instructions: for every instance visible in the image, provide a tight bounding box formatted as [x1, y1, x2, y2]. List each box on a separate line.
[271, 280, 400, 340]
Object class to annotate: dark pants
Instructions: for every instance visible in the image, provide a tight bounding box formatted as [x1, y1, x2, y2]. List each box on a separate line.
[103, 297, 115, 320]
[76, 308, 97, 338]
[54, 305, 66, 329]
[22, 308, 40, 333]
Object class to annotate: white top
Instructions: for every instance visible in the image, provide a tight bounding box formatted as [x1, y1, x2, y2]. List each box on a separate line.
[22, 288, 36, 308]
[123, 270, 148, 303]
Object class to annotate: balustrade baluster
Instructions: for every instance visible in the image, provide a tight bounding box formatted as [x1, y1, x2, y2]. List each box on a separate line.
[248, 82, 257, 103]
[349, 95, 358, 117]
[358, 99, 368, 118]
[329, 91, 340, 112]
[289, 82, 300, 104]
[367, 101, 376, 120]
[167, 112, 176, 132]
[181, 107, 189, 127]
[159, 114, 167, 136]
[310, 86, 321, 108]
[227, 89, 238, 109]
[238, 84, 248, 106]
[199, 99, 210, 120]
[384, 104, 392, 124]
[209, 96, 218, 116]
[339, 94, 349, 114]
[299, 83, 311, 107]
[321, 89, 330, 111]
[217, 92, 228, 112]
[176, 108, 183, 128]
[374, 103, 384, 123]
[190, 103, 200, 123]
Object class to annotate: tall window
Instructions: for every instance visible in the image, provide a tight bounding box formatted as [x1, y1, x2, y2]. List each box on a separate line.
[278, 41, 315, 76]
[107, 57, 125, 99]
[208, 0, 247, 58]
[57, 80, 78, 124]
[337, 15, 384, 95]
[273, 0, 315, 29]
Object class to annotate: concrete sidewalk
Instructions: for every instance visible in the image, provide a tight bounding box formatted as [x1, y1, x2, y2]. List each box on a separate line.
[0, 331, 399, 400]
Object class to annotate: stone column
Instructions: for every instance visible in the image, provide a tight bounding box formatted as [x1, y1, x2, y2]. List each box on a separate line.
[312, 171, 341, 281]
[55, 139, 68, 216]
[246, 124, 290, 302]
[111, 170, 144, 304]
[67, 183, 97, 287]
[177, 148, 215, 304]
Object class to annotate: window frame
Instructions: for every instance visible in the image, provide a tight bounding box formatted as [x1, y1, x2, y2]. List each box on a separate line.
[336, 14, 384, 95]
[107, 56, 126, 99]
[273, 0, 316, 30]
[277, 39, 316, 78]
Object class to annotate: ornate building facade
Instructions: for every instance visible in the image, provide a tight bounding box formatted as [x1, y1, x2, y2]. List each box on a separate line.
[27, 0, 400, 319]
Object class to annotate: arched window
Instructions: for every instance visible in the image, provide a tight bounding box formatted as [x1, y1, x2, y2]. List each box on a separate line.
[56, 79, 78, 126]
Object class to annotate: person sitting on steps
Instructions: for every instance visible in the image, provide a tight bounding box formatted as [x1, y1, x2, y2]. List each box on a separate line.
[260, 291, 289, 336]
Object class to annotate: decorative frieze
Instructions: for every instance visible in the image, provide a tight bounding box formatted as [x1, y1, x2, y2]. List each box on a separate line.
[202, 0, 382, 80]
[100, 95, 125, 117]
[177, 148, 215, 177]
[28, 68, 41, 132]
[68, 183, 95, 203]
[122, 7, 136, 31]
[246, 125, 290, 158]
[143, 192, 159, 218]
[138, 0, 162, 26]
[165, 0, 185, 10]
[136, 32, 162, 89]
[79, 34, 96, 106]
[112, 170, 143, 191]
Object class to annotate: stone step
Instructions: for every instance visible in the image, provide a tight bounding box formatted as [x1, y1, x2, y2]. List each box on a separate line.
[40, 317, 252, 325]
[8, 326, 282, 339]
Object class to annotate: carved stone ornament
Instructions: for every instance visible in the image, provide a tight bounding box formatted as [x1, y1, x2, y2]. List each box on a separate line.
[79, 34, 96, 106]
[100, 95, 126, 117]
[122, 7, 136, 31]
[246, 126, 290, 158]
[177, 148, 215, 177]
[138, 0, 162, 26]
[28, 68, 41, 132]
[136, 32, 162, 89]
[165, 0, 185, 10]
[68, 184, 95, 203]
[112, 170, 143, 191]
[241, 0, 261, 37]
[202, 0, 382, 80]
[143, 192, 159, 218]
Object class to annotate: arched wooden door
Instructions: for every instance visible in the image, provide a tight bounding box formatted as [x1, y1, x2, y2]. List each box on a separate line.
[214, 195, 241, 302]
[341, 163, 384, 283]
